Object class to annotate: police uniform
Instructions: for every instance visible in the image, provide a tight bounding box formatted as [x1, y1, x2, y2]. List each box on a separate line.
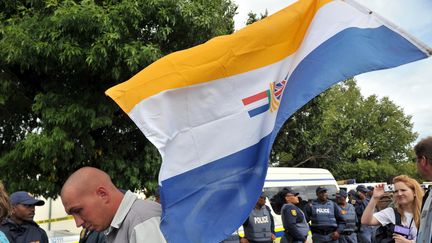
[354, 185, 373, 243]
[0, 218, 48, 243]
[0, 191, 48, 243]
[242, 205, 275, 243]
[306, 187, 346, 243]
[280, 203, 309, 243]
[336, 191, 358, 243]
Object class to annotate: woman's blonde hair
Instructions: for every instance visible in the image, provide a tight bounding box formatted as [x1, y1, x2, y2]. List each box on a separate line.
[0, 182, 11, 221]
[392, 175, 423, 228]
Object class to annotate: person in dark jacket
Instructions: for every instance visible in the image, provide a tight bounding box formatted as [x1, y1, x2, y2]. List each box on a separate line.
[240, 193, 275, 243]
[278, 187, 309, 243]
[305, 186, 346, 243]
[353, 185, 372, 243]
[335, 190, 357, 243]
[79, 228, 106, 243]
[0, 191, 48, 243]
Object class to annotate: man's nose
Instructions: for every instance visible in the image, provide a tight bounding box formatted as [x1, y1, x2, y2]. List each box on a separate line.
[29, 205, 35, 212]
[73, 215, 85, 227]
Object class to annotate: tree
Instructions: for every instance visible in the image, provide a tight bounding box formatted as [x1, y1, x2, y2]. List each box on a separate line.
[245, 9, 268, 26]
[271, 78, 418, 182]
[0, 0, 236, 197]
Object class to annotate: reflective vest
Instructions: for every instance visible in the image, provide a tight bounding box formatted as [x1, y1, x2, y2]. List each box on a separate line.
[310, 200, 338, 228]
[338, 203, 356, 232]
[244, 206, 272, 241]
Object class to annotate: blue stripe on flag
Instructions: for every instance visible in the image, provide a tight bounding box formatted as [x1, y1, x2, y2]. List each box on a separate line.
[248, 103, 270, 117]
[160, 134, 272, 243]
[272, 25, 428, 141]
[266, 178, 335, 182]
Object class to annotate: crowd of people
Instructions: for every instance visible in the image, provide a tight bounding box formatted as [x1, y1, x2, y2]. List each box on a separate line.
[237, 136, 432, 243]
[240, 177, 425, 243]
[1, 137, 432, 243]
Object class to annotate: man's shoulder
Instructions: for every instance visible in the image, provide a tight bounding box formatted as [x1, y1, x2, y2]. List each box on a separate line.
[23, 221, 48, 235]
[127, 199, 162, 222]
[0, 218, 15, 227]
[1, 219, 47, 241]
[120, 200, 164, 241]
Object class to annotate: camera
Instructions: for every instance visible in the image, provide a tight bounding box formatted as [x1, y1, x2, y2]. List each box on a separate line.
[384, 185, 394, 192]
[393, 225, 410, 238]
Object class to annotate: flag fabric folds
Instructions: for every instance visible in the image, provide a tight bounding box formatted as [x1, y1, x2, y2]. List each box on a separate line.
[106, 0, 430, 242]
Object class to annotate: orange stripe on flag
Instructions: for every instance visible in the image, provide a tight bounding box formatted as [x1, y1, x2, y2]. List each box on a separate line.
[106, 0, 332, 114]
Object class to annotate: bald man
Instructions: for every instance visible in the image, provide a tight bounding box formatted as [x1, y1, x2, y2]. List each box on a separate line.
[61, 167, 166, 243]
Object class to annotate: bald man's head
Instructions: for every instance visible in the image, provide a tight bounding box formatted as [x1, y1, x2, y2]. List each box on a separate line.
[61, 167, 115, 197]
[61, 167, 124, 232]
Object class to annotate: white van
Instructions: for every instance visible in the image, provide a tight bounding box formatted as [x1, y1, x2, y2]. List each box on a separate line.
[263, 167, 339, 200]
[223, 167, 339, 242]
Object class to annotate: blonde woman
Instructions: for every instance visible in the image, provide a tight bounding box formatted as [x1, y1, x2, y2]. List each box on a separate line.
[0, 182, 10, 243]
[361, 175, 423, 243]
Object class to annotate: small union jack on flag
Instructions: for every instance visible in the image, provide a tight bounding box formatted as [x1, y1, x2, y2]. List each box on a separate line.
[242, 74, 288, 117]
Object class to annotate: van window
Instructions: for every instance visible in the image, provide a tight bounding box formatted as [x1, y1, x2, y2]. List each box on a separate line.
[263, 184, 338, 201]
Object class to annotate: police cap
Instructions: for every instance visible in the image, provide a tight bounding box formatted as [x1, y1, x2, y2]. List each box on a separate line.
[336, 190, 348, 198]
[316, 186, 327, 193]
[356, 185, 370, 193]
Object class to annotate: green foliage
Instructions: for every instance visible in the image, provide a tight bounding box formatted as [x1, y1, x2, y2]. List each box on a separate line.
[245, 9, 268, 25]
[271, 78, 418, 182]
[332, 159, 421, 183]
[0, 0, 236, 197]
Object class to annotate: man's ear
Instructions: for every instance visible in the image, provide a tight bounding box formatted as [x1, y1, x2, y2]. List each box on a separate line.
[425, 161, 432, 174]
[11, 205, 17, 214]
[96, 186, 109, 202]
[419, 157, 429, 172]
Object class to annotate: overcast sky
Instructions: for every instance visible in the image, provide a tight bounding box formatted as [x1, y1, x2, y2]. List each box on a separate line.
[233, 0, 432, 141]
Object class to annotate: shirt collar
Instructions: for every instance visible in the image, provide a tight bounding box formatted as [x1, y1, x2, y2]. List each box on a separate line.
[105, 191, 137, 234]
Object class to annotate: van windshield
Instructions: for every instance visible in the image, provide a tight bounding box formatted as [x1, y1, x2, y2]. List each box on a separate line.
[263, 184, 338, 201]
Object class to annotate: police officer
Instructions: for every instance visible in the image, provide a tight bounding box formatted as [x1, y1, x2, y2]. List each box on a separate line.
[305, 186, 346, 243]
[278, 187, 309, 243]
[366, 186, 374, 200]
[335, 190, 357, 243]
[353, 185, 373, 243]
[0, 191, 48, 243]
[348, 190, 357, 205]
[240, 193, 275, 243]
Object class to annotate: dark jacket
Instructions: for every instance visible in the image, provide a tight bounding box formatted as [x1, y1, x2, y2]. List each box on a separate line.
[0, 218, 48, 243]
[354, 197, 369, 229]
[79, 228, 106, 243]
[281, 203, 309, 241]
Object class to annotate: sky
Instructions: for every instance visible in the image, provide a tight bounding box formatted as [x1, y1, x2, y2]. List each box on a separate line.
[233, 0, 432, 141]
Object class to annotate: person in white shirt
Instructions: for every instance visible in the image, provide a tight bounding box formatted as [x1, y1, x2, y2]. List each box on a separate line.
[361, 175, 423, 243]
